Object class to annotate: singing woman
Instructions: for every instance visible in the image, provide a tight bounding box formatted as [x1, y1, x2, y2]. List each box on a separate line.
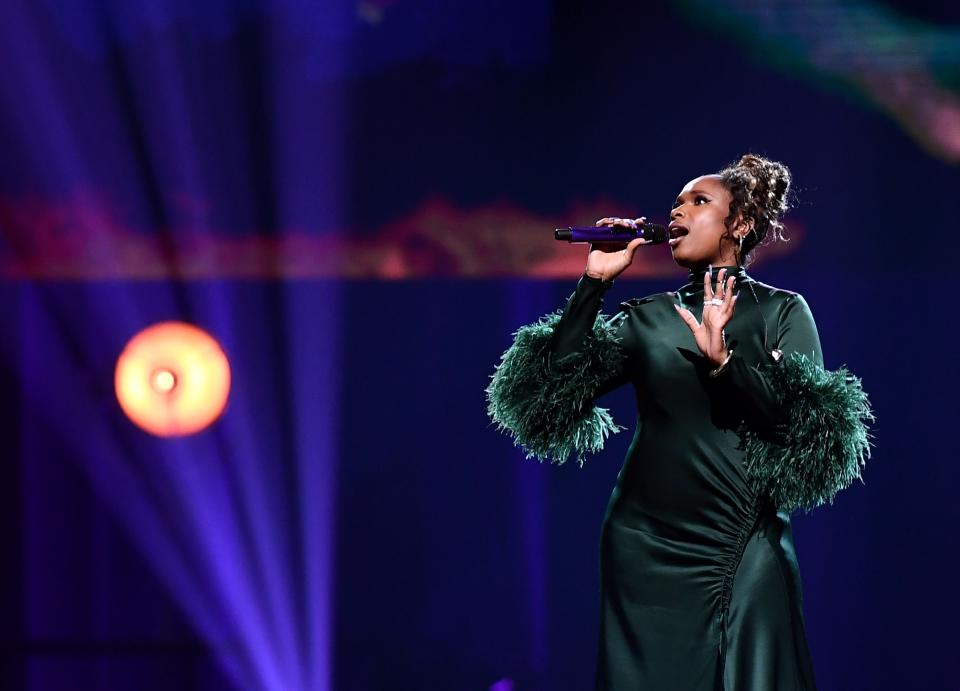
[487, 154, 873, 690]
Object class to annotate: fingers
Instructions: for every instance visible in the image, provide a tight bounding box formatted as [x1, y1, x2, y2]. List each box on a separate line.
[673, 304, 699, 333]
[704, 269, 738, 306]
[617, 237, 647, 267]
[712, 269, 726, 303]
[589, 241, 629, 253]
[701, 271, 740, 325]
[715, 268, 727, 299]
[723, 275, 737, 312]
[623, 237, 646, 259]
[595, 216, 639, 228]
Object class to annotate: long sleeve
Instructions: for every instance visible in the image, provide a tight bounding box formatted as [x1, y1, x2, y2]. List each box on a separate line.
[549, 274, 614, 356]
[713, 293, 874, 513]
[714, 294, 823, 438]
[548, 273, 633, 397]
[486, 273, 630, 466]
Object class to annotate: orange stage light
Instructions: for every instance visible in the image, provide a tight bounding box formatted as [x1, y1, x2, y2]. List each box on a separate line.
[115, 322, 231, 437]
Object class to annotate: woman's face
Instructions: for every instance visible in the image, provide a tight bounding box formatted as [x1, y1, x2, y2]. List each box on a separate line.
[668, 174, 738, 268]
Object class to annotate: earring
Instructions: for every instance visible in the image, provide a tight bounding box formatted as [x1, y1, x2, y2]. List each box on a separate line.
[738, 234, 744, 253]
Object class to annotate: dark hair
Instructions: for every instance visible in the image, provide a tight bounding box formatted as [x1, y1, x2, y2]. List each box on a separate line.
[717, 154, 792, 267]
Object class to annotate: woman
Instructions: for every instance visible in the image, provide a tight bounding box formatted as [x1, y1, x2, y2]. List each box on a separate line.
[487, 154, 873, 690]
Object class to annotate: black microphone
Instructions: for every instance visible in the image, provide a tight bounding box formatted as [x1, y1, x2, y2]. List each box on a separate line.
[554, 223, 668, 245]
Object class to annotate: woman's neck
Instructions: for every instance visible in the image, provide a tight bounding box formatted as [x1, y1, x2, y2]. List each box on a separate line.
[681, 257, 741, 272]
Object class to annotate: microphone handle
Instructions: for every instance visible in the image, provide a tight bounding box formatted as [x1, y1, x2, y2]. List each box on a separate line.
[554, 223, 668, 244]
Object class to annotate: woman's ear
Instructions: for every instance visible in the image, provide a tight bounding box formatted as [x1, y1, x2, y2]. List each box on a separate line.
[734, 215, 755, 238]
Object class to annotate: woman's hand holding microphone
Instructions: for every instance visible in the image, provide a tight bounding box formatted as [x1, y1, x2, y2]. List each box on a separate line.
[585, 216, 652, 282]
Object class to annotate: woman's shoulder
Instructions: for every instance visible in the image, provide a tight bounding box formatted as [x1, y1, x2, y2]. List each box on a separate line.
[745, 277, 817, 325]
[614, 278, 812, 316]
[746, 277, 803, 302]
[749, 275, 812, 298]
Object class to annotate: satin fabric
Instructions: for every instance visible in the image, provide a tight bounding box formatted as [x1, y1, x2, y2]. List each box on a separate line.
[550, 266, 820, 691]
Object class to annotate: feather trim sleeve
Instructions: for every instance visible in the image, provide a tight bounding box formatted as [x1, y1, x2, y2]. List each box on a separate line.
[485, 310, 625, 466]
[738, 351, 875, 513]
[486, 274, 629, 465]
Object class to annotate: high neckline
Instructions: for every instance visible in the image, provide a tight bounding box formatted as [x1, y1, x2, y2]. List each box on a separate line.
[679, 264, 749, 295]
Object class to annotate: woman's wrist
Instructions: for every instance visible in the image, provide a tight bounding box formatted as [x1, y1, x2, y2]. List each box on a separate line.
[584, 269, 610, 281]
[707, 349, 731, 367]
[708, 349, 735, 377]
[577, 272, 615, 299]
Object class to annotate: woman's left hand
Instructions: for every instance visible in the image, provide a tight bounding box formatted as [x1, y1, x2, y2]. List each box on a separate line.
[674, 268, 739, 367]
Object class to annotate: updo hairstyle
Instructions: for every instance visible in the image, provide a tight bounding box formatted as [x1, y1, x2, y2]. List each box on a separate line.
[717, 154, 793, 267]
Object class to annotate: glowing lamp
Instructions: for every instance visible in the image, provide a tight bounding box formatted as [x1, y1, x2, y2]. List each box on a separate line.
[115, 321, 231, 436]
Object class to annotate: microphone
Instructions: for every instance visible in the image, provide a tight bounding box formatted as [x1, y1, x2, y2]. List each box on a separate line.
[554, 223, 668, 245]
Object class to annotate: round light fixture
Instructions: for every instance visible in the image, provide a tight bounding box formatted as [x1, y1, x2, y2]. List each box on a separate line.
[115, 322, 231, 436]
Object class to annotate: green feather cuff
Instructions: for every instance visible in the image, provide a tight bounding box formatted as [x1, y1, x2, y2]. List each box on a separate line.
[486, 311, 625, 466]
[739, 351, 875, 513]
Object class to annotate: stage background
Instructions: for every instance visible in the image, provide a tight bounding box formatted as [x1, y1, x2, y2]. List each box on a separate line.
[1, 1, 957, 689]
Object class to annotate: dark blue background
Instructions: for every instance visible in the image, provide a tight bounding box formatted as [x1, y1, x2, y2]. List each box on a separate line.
[1, 1, 956, 689]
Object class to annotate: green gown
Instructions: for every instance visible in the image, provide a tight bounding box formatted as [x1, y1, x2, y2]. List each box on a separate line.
[548, 265, 820, 691]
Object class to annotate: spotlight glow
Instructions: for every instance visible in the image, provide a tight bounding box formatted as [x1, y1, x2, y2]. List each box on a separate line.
[115, 322, 231, 436]
[151, 367, 177, 394]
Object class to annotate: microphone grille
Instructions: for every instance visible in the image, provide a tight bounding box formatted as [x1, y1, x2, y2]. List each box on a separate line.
[642, 223, 668, 244]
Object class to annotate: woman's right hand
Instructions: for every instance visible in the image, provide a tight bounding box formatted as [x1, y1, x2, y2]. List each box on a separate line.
[585, 216, 651, 282]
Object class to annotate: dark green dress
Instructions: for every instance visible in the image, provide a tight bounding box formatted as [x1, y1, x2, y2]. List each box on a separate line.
[549, 265, 820, 691]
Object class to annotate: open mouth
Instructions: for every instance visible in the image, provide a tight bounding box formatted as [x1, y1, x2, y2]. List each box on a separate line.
[668, 224, 689, 246]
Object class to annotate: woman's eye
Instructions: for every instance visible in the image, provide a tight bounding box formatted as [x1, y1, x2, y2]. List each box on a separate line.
[694, 196, 708, 205]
